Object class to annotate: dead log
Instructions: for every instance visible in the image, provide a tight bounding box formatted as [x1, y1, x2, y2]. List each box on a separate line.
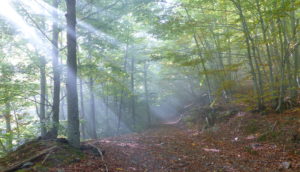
[3, 146, 57, 172]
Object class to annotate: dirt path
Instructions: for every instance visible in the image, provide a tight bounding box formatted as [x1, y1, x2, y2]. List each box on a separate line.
[59, 122, 300, 172]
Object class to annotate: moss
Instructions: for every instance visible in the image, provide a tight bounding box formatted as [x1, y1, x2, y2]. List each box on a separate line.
[244, 119, 260, 134]
[257, 130, 285, 142]
[0, 139, 84, 171]
[244, 146, 258, 155]
[41, 143, 84, 167]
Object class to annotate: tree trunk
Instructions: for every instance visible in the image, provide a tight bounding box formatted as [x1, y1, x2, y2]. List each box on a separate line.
[78, 77, 86, 140]
[89, 77, 97, 139]
[117, 43, 128, 134]
[231, 0, 264, 110]
[51, 0, 61, 138]
[250, 38, 265, 107]
[143, 61, 151, 126]
[5, 102, 12, 151]
[105, 86, 110, 134]
[13, 108, 20, 143]
[60, 88, 66, 120]
[255, 0, 276, 104]
[194, 34, 213, 103]
[184, 8, 213, 103]
[130, 55, 136, 129]
[77, 57, 86, 139]
[276, 17, 288, 112]
[40, 56, 47, 137]
[290, 0, 299, 101]
[66, 0, 80, 148]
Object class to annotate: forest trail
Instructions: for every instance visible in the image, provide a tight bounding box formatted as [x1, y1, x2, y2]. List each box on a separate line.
[58, 116, 300, 172]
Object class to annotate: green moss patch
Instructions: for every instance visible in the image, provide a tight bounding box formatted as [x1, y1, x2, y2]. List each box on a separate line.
[0, 139, 83, 172]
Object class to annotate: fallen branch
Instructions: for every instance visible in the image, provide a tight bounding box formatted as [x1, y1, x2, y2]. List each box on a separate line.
[4, 146, 57, 172]
[41, 150, 53, 165]
[271, 121, 278, 132]
[87, 143, 108, 172]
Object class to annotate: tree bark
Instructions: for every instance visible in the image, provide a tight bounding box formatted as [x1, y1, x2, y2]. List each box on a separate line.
[130, 55, 136, 129]
[78, 72, 86, 139]
[66, 0, 80, 148]
[40, 56, 47, 137]
[89, 77, 97, 139]
[144, 61, 151, 126]
[290, 0, 299, 101]
[51, 0, 61, 138]
[13, 108, 20, 143]
[5, 102, 12, 151]
[117, 42, 129, 134]
[231, 0, 264, 110]
[255, 0, 275, 104]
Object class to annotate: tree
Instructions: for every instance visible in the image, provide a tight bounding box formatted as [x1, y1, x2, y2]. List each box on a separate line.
[39, 55, 47, 137]
[66, 0, 80, 148]
[51, 0, 61, 138]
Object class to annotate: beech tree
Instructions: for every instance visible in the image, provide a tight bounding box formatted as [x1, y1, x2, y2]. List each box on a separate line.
[66, 0, 80, 148]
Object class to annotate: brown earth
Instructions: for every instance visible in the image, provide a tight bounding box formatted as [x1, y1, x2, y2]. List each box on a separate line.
[52, 108, 300, 172]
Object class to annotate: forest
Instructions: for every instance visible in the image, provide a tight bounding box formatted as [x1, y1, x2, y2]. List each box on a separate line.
[0, 0, 299, 171]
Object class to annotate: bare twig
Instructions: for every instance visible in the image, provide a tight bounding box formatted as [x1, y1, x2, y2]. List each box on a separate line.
[79, 0, 121, 21]
[41, 151, 52, 165]
[20, 5, 54, 46]
[87, 143, 108, 172]
[271, 121, 278, 132]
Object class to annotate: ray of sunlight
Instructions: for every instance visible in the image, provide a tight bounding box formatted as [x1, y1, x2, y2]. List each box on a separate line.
[0, 0, 52, 56]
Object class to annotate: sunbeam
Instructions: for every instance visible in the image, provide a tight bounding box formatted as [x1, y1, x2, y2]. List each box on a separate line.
[0, 0, 51, 56]
[25, 0, 123, 48]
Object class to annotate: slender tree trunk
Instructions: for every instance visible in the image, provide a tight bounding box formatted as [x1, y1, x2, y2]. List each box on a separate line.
[255, 0, 276, 104]
[60, 88, 66, 120]
[117, 43, 129, 134]
[184, 8, 213, 103]
[77, 58, 86, 140]
[105, 85, 110, 134]
[13, 108, 20, 143]
[4, 102, 12, 151]
[144, 61, 151, 126]
[66, 0, 80, 148]
[89, 77, 97, 139]
[290, 0, 299, 101]
[211, 31, 231, 98]
[250, 38, 265, 107]
[194, 34, 213, 103]
[51, 0, 61, 138]
[117, 95, 123, 134]
[131, 56, 136, 129]
[276, 17, 288, 112]
[231, 0, 264, 110]
[40, 56, 47, 137]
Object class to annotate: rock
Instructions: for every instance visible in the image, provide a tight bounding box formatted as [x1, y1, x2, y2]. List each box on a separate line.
[281, 161, 291, 169]
[246, 135, 256, 140]
[236, 112, 246, 117]
[203, 148, 220, 152]
[250, 143, 261, 149]
[21, 162, 34, 168]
